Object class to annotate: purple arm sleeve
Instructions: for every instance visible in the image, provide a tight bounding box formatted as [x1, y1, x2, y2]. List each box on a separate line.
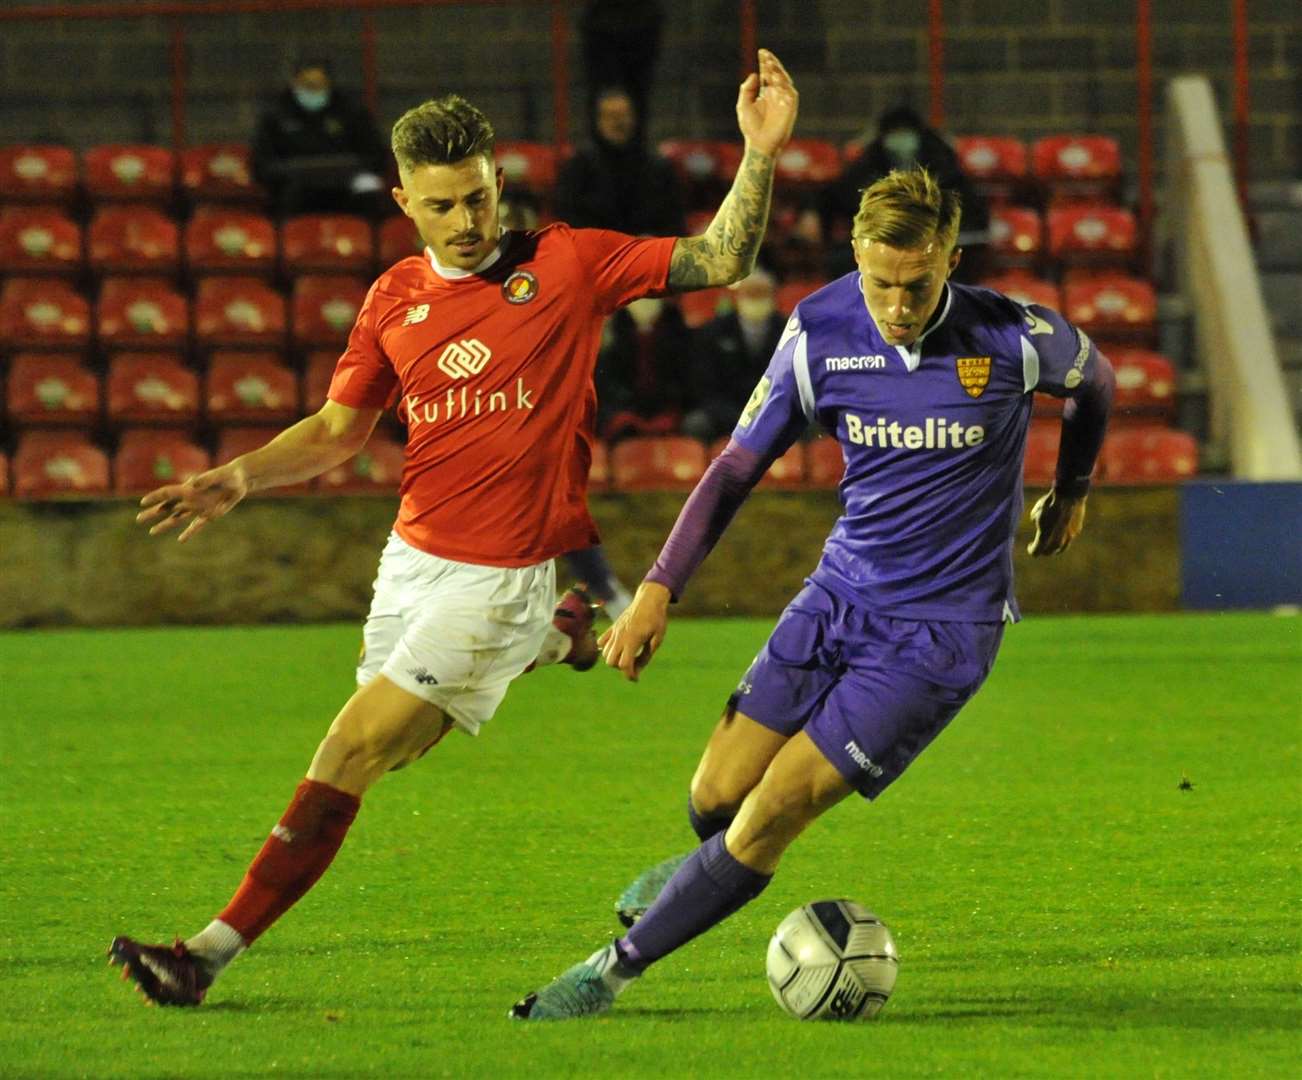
[644, 440, 768, 600]
[1055, 351, 1115, 498]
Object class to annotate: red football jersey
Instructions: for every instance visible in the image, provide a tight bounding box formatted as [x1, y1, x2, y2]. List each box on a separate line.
[329, 224, 676, 566]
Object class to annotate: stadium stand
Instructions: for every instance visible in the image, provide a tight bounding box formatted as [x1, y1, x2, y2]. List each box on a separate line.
[87, 206, 181, 276]
[1046, 204, 1138, 267]
[0, 450, 7, 495]
[82, 145, 176, 204]
[205, 352, 300, 423]
[184, 208, 277, 276]
[1107, 347, 1179, 420]
[677, 287, 731, 329]
[988, 205, 1043, 270]
[805, 436, 844, 489]
[588, 437, 610, 491]
[280, 213, 374, 275]
[0, 278, 92, 350]
[215, 425, 310, 492]
[0, 208, 82, 276]
[610, 435, 708, 490]
[711, 436, 805, 489]
[106, 353, 200, 425]
[1031, 134, 1123, 205]
[1023, 420, 1062, 486]
[96, 277, 189, 351]
[776, 279, 823, 315]
[194, 277, 287, 350]
[775, 139, 842, 186]
[377, 215, 422, 265]
[113, 428, 210, 493]
[12, 430, 110, 497]
[953, 135, 1027, 204]
[0, 145, 77, 204]
[5, 353, 101, 427]
[302, 350, 338, 413]
[290, 275, 368, 350]
[178, 144, 262, 206]
[1062, 270, 1158, 345]
[317, 432, 405, 492]
[1101, 426, 1199, 483]
[980, 271, 1061, 310]
[494, 142, 559, 197]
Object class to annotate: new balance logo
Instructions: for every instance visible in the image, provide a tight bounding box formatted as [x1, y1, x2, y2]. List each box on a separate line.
[825, 355, 886, 371]
[437, 338, 492, 378]
[408, 666, 439, 686]
[403, 304, 430, 326]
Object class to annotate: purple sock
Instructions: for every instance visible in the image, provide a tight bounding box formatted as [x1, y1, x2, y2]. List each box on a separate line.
[618, 833, 771, 970]
[688, 796, 732, 842]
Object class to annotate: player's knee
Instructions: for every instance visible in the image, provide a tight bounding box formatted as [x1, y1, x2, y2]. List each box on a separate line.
[689, 770, 746, 821]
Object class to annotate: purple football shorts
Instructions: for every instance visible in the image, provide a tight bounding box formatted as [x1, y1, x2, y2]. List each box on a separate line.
[730, 580, 1005, 799]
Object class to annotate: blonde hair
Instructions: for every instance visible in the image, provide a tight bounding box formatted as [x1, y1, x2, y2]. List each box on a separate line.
[851, 167, 962, 253]
[391, 94, 495, 173]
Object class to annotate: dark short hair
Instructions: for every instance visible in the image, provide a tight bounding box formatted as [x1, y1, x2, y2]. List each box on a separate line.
[391, 95, 495, 172]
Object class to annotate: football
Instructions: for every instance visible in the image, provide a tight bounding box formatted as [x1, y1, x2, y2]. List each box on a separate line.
[765, 899, 899, 1020]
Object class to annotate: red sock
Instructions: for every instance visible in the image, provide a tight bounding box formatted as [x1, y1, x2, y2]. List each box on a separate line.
[217, 779, 360, 944]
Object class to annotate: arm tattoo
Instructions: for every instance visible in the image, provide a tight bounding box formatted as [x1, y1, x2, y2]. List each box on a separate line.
[668, 147, 776, 290]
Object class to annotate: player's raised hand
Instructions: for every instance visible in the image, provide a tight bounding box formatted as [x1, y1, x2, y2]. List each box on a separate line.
[598, 581, 671, 682]
[136, 461, 249, 543]
[1028, 490, 1088, 557]
[736, 49, 798, 159]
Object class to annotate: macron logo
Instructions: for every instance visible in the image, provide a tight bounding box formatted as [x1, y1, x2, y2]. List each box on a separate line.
[844, 740, 884, 777]
[825, 355, 886, 371]
[437, 339, 492, 378]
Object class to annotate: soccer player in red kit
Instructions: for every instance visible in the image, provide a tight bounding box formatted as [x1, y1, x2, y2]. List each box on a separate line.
[108, 50, 799, 1007]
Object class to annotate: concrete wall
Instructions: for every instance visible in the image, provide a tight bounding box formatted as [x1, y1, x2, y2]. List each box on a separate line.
[0, 0, 1296, 180]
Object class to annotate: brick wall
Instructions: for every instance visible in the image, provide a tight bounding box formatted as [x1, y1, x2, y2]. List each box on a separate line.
[0, 0, 1296, 179]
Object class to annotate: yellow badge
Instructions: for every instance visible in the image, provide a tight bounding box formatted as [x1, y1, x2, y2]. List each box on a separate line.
[738, 375, 771, 428]
[956, 356, 992, 398]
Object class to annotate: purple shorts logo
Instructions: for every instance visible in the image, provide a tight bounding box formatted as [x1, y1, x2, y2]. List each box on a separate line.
[844, 740, 884, 778]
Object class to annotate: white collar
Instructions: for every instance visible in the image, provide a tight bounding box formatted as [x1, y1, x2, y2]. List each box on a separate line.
[857, 277, 954, 373]
[426, 231, 509, 279]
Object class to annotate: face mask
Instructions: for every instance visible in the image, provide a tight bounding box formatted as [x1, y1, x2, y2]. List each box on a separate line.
[294, 87, 330, 113]
[883, 129, 921, 162]
[736, 297, 775, 323]
[626, 297, 664, 330]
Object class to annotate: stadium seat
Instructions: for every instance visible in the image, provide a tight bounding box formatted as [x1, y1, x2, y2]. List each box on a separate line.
[953, 136, 1027, 203]
[0, 450, 8, 495]
[280, 214, 373, 275]
[1023, 419, 1061, 486]
[215, 425, 309, 492]
[178, 144, 262, 205]
[302, 350, 339, 413]
[194, 277, 287, 350]
[805, 436, 844, 488]
[1031, 135, 1122, 205]
[206, 352, 299, 423]
[776, 279, 823, 316]
[1031, 391, 1065, 418]
[774, 140, 841, 185]
[609, 435, 708, 490]
[12, 431, 110, 497]
[658, 140, 743, 210]
[377, 215, 422, 265]
[0, 208, 82, 276]
[184, 207, 277, 276]
[96, 278, 189, 351]
[588, 438, 610, 491]
[1101, 426, 1198, 484]
[1062, 271, 1157, 345]
[113, 428, 210, 493]
[988, 206, 1043, 269]
[5, 353, 101, 426]
[1106, 347, 1178, 419]
[291, 275, 367, 349]
[981, 271, 1061, 311]
[106, 353, 200, 424]
[0, 145, 77, 204]
[1046, 204, 1137, 266]
[82, 145, 176, 204]
[0, 278, 91, 350]
[677, 287, 731, 329]
[317, 432, 406, 493]
[495, 141, 559, 195]
[710, 437, 805, 488]
[87, 206, 181, 275]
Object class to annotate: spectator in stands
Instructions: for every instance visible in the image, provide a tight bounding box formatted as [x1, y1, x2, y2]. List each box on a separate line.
[595, 296, 692, 442]
[252, 58, 389, 218]
[820, 105, 989, 283]
[554, 88, 685, 238]
[579, 0, 666, 146]
[683, 269, 787, 442]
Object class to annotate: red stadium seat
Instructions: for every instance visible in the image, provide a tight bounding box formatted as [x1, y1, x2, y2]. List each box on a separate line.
[1046, 204, 1137, 266]
[710, 437, 805, 488]
[106, 353, 199, 424]
[988, 206, 1042, 269]
[5, 354, 100, 426]
[954, 136, 1027, 203]
[588, 438, 610, 491]
[178, 144, 262, 204]
[377, 215, 422, 265]
[1062, 271, 1157, 345]
[775, 140, 841, 185]
[776, 279, 823, 316]
[215, 426, 309, 492]
[658, 140, 744, 184]
[0, 450, 8, 495]
[0, 146, 77, 204]
[677, 287, 731, 329]
[1101, 426, 1198, 484]
[280, 214, 374, 275]
[1032, 391, 1065, 418]
[610, 436, 707, 490]
[981, 271, 1061, 311]
[0, 279, 91, 350]
[83, 145, 175, 204]
[12, 431, 110, 497]
[87, 206, 181, 275]
[96, 278, 189, 351]
[0, 208, 82, 276]
[184, 207, 277, 276]
[1023, 419, 1061, 486]
[206, 352, 299, 423]
[1107, 347, 1178, 419]
[495, 141, 559, 194]
[113, 428, 210, 493]
[302, 350, 339, 413]
[291, 275, 368, 349]
[1031, 135, 1122, 204]
[317, 432, 406, 493]
[805, 436, 844, 488]
[194, 277, 287, 350]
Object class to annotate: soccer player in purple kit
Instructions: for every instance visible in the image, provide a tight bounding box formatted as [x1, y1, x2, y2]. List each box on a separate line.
[510, 166, 1115, 1019]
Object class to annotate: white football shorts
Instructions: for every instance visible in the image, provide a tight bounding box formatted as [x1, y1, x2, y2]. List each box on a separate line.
[356, 532, 555, 735]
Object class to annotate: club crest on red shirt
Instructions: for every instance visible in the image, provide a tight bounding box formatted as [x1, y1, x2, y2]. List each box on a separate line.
[502, 270, 538, 304]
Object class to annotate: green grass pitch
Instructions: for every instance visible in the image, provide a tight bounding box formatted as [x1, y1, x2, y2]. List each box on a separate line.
[1, 613, 1298, 1078]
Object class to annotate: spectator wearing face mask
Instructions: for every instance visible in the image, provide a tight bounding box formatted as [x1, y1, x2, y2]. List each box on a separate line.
[819, 105, 989, 282]
[594, 296, 693, 443]
[683, 269, 789, 442]
[251, 58, 389, 217]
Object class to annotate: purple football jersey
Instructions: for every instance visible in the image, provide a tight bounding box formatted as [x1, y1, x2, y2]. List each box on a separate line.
[731, 275, 1101, 622]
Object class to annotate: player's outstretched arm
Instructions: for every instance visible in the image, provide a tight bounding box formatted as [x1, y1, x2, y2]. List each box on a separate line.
[599, 581, 671, 682]
[136, 400, 383, 542]
[668, 48, 798, 290]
